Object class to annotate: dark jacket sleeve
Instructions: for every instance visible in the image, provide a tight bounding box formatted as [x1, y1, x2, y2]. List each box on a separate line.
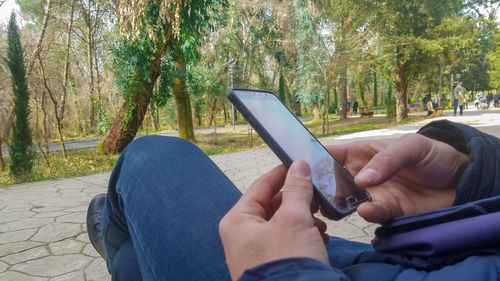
[417, 120, 500, 205]
[238, 258, 349, 281]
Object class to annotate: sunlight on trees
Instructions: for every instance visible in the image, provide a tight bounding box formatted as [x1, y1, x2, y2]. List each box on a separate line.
[0, 0, 499, 175]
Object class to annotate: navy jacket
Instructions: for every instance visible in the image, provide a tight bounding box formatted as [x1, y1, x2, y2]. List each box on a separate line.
[239, 120, 500, 281]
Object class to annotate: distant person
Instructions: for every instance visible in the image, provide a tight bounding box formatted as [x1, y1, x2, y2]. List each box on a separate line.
[486, 93, 493, 109]
[494, 92, 499, 108]
[423, 94, 433, 115]
[454, 83, 466, 116]
[353, 100, 359, 115]
[347, 99, 351, 115]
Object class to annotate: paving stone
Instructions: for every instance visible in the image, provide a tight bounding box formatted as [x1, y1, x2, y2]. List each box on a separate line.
[29, 198, 82, 209]
[48, 270, 84, 281]
[64, 205, 89, 213]
[10, 254, 92, 277]
[1, 246, 49, 265]
[82, 244, 100, 258]
[0, 218, 53, 232]
[345, 213, 374, 229]
[322, 218, 367, 239]
[0, 211, 36, 224]
[0, 202, 33, 213]
[0, 229, 37, 244]
[0, 270, 49, 281]
[0, 260, 8, 272]
[56, 212, 86, 224]
[75, 233, 90, 244]
[350, 236, 374, 244]
[31, 223, 82, 243]
[0, 186, 57, 202]
[49, 239, 85, 255]
[31, 206, 65, 213]
[84, 258, 109, 281]
[363, 223, 380, 237]
[0, 241, 42, 257]
[57, 189, 86, 198]
[33, 212, 70, 219]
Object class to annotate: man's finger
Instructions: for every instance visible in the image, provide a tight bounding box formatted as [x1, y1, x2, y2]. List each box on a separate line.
[276, 161, 314, 220]
[237, 164, 287, 211]
[354, 134, 431, 187]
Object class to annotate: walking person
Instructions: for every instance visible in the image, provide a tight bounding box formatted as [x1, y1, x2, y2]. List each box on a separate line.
[494, 92, 499, 108]
[454, 83, 466, 116]
[486, 93, 493, 109]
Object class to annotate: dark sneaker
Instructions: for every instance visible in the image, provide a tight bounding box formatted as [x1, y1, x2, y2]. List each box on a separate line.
[86, 193, 107, 258]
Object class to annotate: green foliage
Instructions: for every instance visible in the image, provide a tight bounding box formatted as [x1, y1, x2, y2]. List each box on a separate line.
[112, 0, 225, 133]
[489, 32, 500, 89]
[293, 0, 327, 105]
[385, 82, 396, 117]
[92, 97, 113, 135]
[6, 13, 35, 177]
[0, 149, 120, 186]
[278, 69, 286, 102]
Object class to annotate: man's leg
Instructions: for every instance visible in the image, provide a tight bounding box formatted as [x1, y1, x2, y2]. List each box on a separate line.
[100, 135, 242, 280]
[326, 237, 373, 267]
[453, 99, 458, 115]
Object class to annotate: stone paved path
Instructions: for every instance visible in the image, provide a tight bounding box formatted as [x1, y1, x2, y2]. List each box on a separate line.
[1, 108, 499, 280]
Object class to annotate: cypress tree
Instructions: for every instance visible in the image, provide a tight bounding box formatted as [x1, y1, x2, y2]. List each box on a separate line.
[6, 13, 34, 177]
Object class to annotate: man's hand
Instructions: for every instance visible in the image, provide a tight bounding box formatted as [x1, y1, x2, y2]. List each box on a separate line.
[327, 133, 470, 223]
[219, 161, 329, 281]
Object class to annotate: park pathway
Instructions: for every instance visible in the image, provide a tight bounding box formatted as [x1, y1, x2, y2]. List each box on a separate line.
[0, 107, 499, 280]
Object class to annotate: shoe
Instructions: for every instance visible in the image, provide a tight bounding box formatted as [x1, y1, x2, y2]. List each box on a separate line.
[86, 193, 107, 258]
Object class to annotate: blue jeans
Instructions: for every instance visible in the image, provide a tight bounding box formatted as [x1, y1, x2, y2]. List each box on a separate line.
[101, 136, 373, 280]
[453, 99, 458, 115]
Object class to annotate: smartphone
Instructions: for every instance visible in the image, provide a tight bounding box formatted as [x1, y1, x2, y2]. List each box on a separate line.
[228, 88, 371, 220]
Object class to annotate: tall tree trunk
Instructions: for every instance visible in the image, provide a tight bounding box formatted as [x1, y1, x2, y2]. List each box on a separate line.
[171, 53, 196, 142]
[339, 66, 348, 119]
[0, 111, 13, 171]
[322, 84, 331, 136]
[438, 54, 443, 107]
[0, 138, 5, 171]
[294, 102, 302, 117]
[194, 102, 202, 127]
[396, 48, 409, 122]
[27, 0, 52, 75]
[101, 55, 162, 154]
[80, 0, 96, 132]
[312, 101, 320, 121]
[205, 98, 217, 127]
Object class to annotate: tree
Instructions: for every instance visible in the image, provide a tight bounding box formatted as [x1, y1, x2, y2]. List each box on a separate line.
[101, 0, 223, 154]
[489, 32, 500, 89]
[293, 0, 326, 121]
[318, 0, 374, 119]
[6, 13, 35, 177]
[372, 0, 491, 121]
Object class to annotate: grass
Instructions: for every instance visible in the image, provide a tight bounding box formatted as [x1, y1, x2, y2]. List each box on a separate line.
[0, 114, 423, 186]
[0, 150, 120, 187]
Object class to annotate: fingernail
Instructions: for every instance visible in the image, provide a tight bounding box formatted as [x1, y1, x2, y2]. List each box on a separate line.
[356, 168, 378, 183]
[290, 161, 310, 178]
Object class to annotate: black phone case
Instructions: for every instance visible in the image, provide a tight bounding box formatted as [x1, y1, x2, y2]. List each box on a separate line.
[227, 88, 370, 220]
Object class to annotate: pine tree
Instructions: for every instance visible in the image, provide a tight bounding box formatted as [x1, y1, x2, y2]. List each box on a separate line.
[7, 13, 34, 177]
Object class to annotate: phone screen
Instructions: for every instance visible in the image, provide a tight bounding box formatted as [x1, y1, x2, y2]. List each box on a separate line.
[229, 89, 370, 218]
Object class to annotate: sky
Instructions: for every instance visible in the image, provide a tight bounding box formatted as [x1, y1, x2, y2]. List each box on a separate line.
[0, 0, 20, 26]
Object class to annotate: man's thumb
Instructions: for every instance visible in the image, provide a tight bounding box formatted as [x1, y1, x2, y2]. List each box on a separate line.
[280, 160, 314, 212]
